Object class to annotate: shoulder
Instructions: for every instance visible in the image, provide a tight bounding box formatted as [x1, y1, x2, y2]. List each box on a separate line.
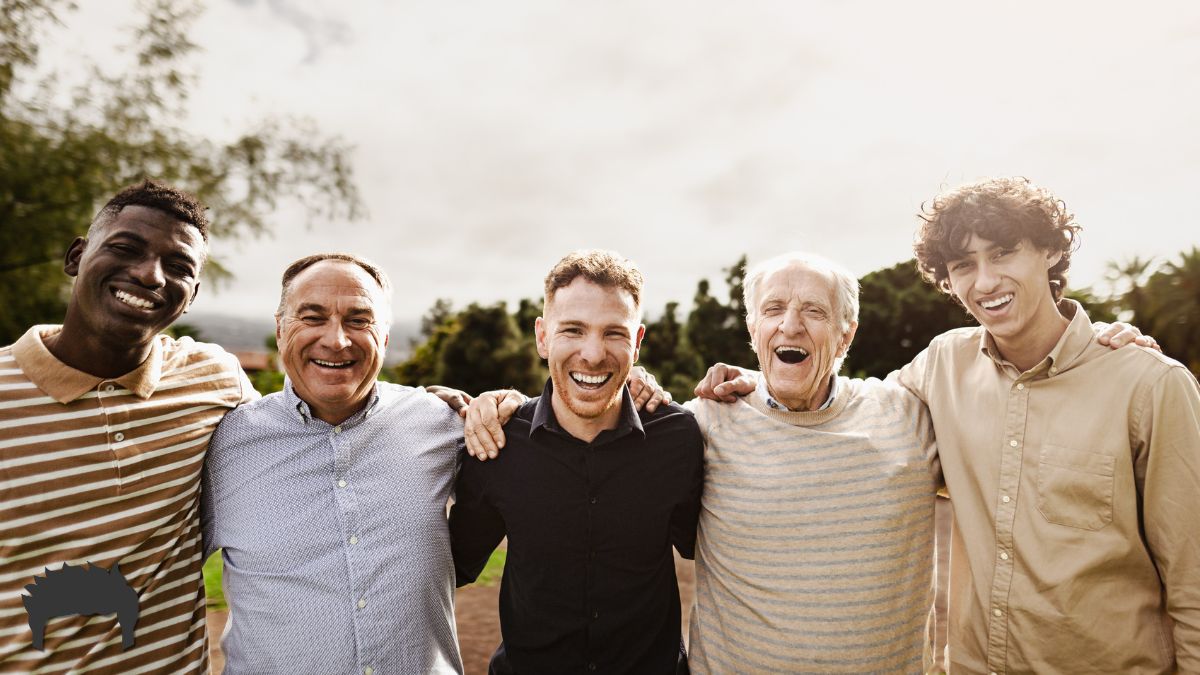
[641, 400, 703, 454]
[212, 391, 287, 439]
[374, 381, 466, 437]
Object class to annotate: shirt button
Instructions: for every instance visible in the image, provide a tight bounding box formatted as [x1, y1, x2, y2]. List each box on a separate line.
[104, 384, 115, 392]
[993, 608, 1003, 617]
[592, 610, 599, 620]
[1016, 383, 1025, 391]
[349, 535, 358, 545]
[588, 663, 597, 671]
[338, 479, 347, 488]
[999, 551, 1010, 561]
[1050, 366, 1059, 374]
[357, 598, 367, 609]
[1001, 495, 1011, 504]
[113, 432, 125, 442]
[589, 496, 598, 504]
[365, 668, 373, 675]
[334, 426, 342, 434]
[1009, 439, 1018, 448]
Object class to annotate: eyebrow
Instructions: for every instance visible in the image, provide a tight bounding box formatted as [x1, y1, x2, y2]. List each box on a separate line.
[106, 232, 202, 267]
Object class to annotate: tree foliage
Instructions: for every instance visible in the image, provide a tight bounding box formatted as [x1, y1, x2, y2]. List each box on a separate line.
[0, 0, 362, 343]
[844, 260, 976, 379]
[392, 301, 545, 396]
[1115, 247, 1200, 374]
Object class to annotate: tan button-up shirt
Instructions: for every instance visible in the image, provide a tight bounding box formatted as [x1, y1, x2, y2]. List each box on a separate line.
[896, 301, 1200, 674]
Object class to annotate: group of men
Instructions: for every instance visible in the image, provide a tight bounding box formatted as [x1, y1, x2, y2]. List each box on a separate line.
[1, 175, 1196, 674]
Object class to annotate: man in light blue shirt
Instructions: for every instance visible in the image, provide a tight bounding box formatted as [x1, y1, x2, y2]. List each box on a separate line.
[202, 253, 464, 674]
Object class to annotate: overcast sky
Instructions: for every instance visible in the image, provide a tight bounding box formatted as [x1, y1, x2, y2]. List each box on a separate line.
[42, 1, 1200, 324]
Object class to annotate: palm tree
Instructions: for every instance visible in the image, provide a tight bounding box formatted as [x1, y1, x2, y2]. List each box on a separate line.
[1138, 248, 1200, 374]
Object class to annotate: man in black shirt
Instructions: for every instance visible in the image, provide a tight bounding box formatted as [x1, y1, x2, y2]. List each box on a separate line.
[449, 249, 704, 674]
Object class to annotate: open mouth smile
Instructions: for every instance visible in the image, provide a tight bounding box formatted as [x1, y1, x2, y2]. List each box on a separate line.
[978, 293, 1014, 312]
[570, 371, 612, 390]
[313, 359, 354, 369]
[774, 346, 809, 364]
[113, 288, 161, 311]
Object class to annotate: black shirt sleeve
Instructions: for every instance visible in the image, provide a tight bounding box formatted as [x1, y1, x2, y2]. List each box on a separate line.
[668, 423, 704, 560]
[448, 450, 507, 587]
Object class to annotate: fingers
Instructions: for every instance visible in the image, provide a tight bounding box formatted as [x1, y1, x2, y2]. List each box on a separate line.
[464, 394, 502, 460]
[428, 385, 471, 416]
[695, 363, 735, 401]
[1134, 335, 1163, 353]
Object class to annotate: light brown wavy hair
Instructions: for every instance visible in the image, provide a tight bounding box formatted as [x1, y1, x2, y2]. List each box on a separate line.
[544, 249, 644, 308]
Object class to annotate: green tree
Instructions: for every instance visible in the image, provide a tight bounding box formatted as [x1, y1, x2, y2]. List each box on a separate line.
[1133, 247, 1200, 374]
[393, 300, 545, 396]
[0, 0, 362, 343]
[640, 301, 703, 401]
[846, 260, 976, 378]
[685, 256, 756, 370]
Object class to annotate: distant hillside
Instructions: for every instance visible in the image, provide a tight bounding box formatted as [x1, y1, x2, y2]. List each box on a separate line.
[182, 312, 419, 365]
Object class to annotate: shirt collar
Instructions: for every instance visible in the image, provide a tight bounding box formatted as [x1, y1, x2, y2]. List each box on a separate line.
[530, 377, 645, 444]
[283, 376, 381, 426]
[765, 374, 839, 412]
[979, 299, 1092, 375]
[12, 325, 164, 403]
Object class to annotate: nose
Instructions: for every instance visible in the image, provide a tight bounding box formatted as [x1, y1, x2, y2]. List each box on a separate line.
[780, 308, 807, 335]
[578, 333, 605, 365]
[975, 260, 1001, 294]
[320, 321, 352, 351]
[129, 257, 165, 289]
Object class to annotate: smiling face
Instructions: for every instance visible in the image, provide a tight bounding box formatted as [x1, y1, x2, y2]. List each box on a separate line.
[63, 205, 204, 349]
[535, 278, 645, 439]
[276, 260, 390, 425]
[945, 234, 1065, 354]
[749, 263, 857, 411]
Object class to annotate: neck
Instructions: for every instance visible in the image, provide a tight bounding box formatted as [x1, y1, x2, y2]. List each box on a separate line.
[769, 375, 833, 412]
[309, 399, 370, 426]
[550, 394, 622, 443]
[44, 324, 153, 378]
[992, 304, 1071, 372]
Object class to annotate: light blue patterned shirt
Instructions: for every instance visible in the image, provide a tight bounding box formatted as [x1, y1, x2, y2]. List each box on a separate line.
[202, 379, 464, 674]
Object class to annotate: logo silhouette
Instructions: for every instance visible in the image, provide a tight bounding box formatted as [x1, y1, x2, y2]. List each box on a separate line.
[22, 562, 139, 651]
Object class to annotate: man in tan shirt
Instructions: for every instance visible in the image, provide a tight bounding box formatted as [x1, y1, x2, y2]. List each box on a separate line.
[898, 177, 1200, 673]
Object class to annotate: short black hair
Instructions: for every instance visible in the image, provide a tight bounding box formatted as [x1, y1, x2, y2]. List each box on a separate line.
[89, 179, 210, 242]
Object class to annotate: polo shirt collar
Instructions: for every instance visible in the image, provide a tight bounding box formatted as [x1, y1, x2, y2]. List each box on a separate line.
[530, 377, 645, 443]
[979, 299, 1092, 374]
[282, 376, 381, 426]
[12, 325, 164, 403]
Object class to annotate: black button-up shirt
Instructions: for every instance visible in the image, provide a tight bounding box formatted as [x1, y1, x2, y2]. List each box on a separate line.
[449, 379, 704, 674]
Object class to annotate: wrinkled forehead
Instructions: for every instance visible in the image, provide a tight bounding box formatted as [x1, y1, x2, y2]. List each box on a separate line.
[756, 263, 836, 308]
[286, 261, 389, 314]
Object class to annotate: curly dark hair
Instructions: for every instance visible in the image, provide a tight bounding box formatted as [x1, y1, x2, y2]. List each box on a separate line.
[89, 179, 210, 243]
[913, 177, 1081, 302]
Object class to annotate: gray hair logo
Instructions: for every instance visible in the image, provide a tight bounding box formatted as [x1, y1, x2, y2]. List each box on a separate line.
[22, 562, 139, 651]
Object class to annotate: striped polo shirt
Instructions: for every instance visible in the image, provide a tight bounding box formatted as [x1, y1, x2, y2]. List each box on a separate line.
[686, 374, 940, 673]
[1, 326, 254, 673]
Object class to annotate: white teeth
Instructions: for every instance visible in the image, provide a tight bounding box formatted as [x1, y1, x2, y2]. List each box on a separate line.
[775, 346, 809, 355]
[571, 372, 609, 384]
[979, 293, 1014, 309]
[115, 290, 154, 309]
[314, 359, 351, 367]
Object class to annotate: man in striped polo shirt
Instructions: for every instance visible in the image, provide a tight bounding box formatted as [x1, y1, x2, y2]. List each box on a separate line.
[0, 181, 255, 672]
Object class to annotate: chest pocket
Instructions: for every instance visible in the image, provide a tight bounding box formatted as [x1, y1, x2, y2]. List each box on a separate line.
[1036, 445, 1114, 531]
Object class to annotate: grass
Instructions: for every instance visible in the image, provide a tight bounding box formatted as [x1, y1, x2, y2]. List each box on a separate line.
[202, 547, 507, 610]
[203, 551, 226, 611]
[473, 549, 507, 587]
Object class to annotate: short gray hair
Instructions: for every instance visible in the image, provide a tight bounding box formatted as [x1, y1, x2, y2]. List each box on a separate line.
[276, 253, 394, 327]
[743, 252, 860, 331]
